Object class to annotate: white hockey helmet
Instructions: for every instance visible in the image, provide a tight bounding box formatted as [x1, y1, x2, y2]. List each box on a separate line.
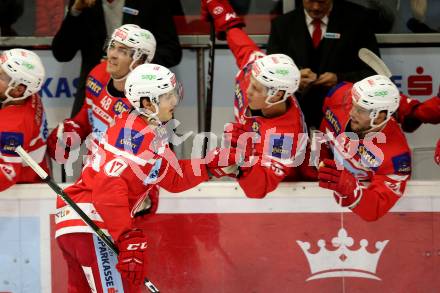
[125, 63, 182, 120]
[0, 49, 45, 104]
[352, 74, 400, 128]
[110, 24, 156, 67]
[251, 54, 300, 106]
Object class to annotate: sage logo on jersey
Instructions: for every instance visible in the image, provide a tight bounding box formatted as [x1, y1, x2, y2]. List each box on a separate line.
[297, 228, 389, 281]
[115, 128, 144, 154]
[0, 132, 24, 155]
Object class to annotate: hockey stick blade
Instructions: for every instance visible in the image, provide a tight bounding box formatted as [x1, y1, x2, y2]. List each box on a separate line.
[15, 146, 160, 293]
[358, 48, 392, 78]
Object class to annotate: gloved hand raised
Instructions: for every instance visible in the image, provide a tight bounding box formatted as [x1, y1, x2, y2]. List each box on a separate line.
[201, 0, 245, 40]
[223, 122, 254, 158]
[116, 229, 148, 286]
[47, 120, 83, 163]
[318, 158, 363, 208]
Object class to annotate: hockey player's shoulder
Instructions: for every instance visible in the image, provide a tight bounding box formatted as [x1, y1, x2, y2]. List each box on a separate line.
[86, 61, 109, 97]
[327, 82, 352, 98]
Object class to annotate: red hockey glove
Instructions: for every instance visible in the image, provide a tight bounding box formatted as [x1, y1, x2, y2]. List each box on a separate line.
[318, 159, 362, 208]
[205, 147, 241, 178]
[116, 229, 148, 286]
[224, 122, 254, 158]
[47, 120, 82, 163]
[435, 139, 440, 166]
[201, 0, 245, 40]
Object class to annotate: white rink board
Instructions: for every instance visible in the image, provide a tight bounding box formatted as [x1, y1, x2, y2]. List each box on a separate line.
[0, 181, 439, 292]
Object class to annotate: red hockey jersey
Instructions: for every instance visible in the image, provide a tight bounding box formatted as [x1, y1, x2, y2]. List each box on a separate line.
[55, 112, 209, 240]
[396, 94, 440, 132]
[226, 28, 308, 198]
[320, 82, 412, 221]
[71, 61, 131, 142]
[0, 94, 49, 191]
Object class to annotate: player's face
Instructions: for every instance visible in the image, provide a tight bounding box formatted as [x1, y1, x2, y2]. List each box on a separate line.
[106, 41, 134, 78]
[303, 0, 332, 20]
[349, 100, 373, 133]
[247, 75, 268, 110]
[157, 89, 180, 122]
[0, 67, 12, 99]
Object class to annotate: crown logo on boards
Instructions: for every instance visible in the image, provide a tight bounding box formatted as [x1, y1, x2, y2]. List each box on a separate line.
[297, 228, 389, 281]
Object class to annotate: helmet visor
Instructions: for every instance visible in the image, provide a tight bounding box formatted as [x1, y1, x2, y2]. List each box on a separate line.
[159, 81, 183, 107]
[106, 40, 135, 58]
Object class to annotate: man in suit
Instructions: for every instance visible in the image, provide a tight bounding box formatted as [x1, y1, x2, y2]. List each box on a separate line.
[267, 0, 379, 130]
[52, 0, 182, 117]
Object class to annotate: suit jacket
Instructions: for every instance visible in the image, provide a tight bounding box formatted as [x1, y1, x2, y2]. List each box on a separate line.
[267, 0, 379, 129]
[52, 0, 182, 116]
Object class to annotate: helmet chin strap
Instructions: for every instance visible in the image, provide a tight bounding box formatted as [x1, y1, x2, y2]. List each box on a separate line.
[264, 88, 287, 108]
[368, 109, 390, 129]
[139, 102, 162, 125]
[1, 83, 27, 104]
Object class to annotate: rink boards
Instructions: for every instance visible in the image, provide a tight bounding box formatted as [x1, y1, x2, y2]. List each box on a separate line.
[0, 181, 439, 292]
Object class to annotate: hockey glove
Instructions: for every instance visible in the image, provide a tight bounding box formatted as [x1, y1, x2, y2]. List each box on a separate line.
[47, 120, 82, 163]
[116, 229, 148, 286]
[206, 147, 241, 178]
[223, 122, 254, 158]
[201, 0, 245, 40]
[435, 139, 440, 166]
[318, 159, 363, 208]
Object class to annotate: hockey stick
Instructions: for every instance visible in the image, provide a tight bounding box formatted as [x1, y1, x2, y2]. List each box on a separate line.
[358, 48, 392, 78]
[204, 20, 216, 155]
[14, 146, 160, 293]
[205, 20, 216, 134]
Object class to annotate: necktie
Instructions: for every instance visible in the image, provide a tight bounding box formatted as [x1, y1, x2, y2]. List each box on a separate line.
[312, 19, 322, 48]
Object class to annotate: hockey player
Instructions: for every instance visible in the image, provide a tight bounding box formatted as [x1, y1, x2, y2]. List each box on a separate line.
[55, 63, 240, 292]
[46, 23, 165, 213]
[317, 75, 411, 221]
[202, 0, 309, 198]
[0, 48, 48, 191]
[46, 23, 156, 163]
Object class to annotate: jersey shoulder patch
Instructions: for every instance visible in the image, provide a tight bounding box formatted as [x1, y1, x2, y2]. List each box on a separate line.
[326, 81, 349, 98]
[391, 152, 411, 175]
[0, 132, 24, 155]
